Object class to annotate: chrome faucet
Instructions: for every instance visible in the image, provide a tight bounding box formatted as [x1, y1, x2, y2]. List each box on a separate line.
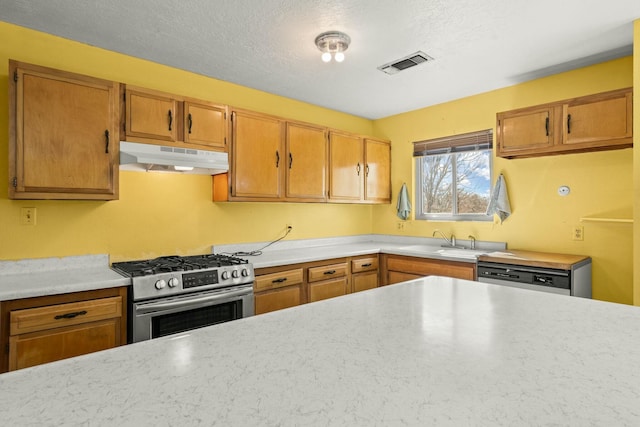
[468, 235, 476, 250]
[433, 230, 456, 247]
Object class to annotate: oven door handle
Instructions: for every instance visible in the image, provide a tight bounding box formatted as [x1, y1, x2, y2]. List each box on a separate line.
[136, 288, 251, 314]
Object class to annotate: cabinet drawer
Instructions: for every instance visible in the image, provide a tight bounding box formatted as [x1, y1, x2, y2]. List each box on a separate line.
[351, 256, 378, 273]
[308, 263, 348, 283]
[255, 268, 304, 291]
[10, 296, 123, 336]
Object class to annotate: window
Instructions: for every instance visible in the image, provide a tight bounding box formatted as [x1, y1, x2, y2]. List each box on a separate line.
[413, 129, 493, 221]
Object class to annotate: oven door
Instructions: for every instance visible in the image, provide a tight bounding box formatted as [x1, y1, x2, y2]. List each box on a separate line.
[131, 284, 254, 343]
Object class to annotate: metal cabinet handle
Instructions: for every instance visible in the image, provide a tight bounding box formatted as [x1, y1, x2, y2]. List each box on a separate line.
[361, 263, 372, 267]
[272, 277, 287, 283]
[356, 163, 361, 176]
[289, 153, 293, 169]
[567, 114, 572, 134]
[276, 150, 280, 167]
[168, 110, 173, 131]
[104, 130, 110, 154]
[54, 310, 87, 320]
[545, 117, 549, 136]
[324, 270, 336, 275]
[366, 164, 370, 177]
[188, 113, 193, 134]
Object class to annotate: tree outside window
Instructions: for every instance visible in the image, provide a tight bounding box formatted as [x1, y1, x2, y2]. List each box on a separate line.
[414, 130, 492, 221]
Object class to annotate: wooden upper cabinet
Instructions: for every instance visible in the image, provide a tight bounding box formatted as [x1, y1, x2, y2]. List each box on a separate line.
[328, 132, 391, 203]
[497, 88, 632, 158]
[497, 106, 556, 156]
[286, 122, 327, 201]
[215, 111, 391, 205]
[230, 110, 284, 199]
[184, 101, 227, 149]
[364, 138, 391, 203]
[124, 86, 228, 151]
[563, 90, 632, 148]
[329, 132, 364, 201]
[9, 60, 120, 200]
[125, 88, 179, 143]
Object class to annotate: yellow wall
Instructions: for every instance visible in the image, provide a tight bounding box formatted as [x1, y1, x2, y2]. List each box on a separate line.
[373, 57, 634, 304]
[0, 22, 374, 262]
[1, 22, 636, 305]
[634, 19, 640, 307]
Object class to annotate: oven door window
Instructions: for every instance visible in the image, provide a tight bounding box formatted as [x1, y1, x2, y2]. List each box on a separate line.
[151, 300, 242, 339]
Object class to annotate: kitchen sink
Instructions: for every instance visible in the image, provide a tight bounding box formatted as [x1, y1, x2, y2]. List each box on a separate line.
[436, 249, 489, 259]
[397, 245, 488, 260]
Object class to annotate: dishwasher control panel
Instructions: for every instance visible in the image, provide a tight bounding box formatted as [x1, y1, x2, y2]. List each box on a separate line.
[477, 262, 570, 290]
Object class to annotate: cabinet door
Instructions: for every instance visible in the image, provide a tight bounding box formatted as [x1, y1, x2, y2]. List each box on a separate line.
[255, 286, 302, 315]
[496, 106, 556, 157]
[184, 101, 227, 150]
[352, 271, 378, 292]
[387, 271, 423, 285]
[231, 111, 284, 199]
[9, 319, 119, 371]
[309, 277, 348, 302]
[563, 89, 632, 148]
[329, 132, 363, 201]
[387, 256, 476, 281]
[126, 88, 179, 142]
[364, 139, 391, 203]
[286, 122, 327, 201]
[10, 61, 119, 199]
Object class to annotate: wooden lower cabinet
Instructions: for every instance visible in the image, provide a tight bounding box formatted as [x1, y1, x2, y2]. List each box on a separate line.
[9, 319, 120, 371]
[309, 277, 348, 302]
[382, 254, 476, 285]
[350, 255, 379, 292]
[352, 271, 378, 292]
[255, 286, 302, 315]
[254, 255, 380, 315]
[0, 287, 127, 372]
[307, 261, 348, 303]
[254, 267, 304, 315]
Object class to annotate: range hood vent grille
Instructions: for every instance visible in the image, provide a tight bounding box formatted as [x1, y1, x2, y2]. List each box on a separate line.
[378, 51, 434, 75]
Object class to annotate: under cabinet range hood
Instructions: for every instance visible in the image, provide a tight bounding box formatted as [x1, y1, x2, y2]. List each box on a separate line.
[119, 141, 228, 175]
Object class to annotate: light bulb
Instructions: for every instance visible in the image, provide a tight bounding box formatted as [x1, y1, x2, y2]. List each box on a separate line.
[321, 52, 332, 62]
[334, 52, 345, 62]
[174, 165, 194, 171]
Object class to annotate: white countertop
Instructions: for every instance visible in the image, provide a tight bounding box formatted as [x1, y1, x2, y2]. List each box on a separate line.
[215, 234, 506, 269]
[1, 276, 639, 426]
[0, 255, 130, 301]
[0, 236, 506, 301]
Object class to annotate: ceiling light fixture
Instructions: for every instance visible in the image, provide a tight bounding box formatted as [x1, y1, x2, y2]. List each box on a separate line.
[315, 31, 350, 63]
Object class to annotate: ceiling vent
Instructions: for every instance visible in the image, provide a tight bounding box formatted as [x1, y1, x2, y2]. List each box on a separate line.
[378, 51, 434, 75]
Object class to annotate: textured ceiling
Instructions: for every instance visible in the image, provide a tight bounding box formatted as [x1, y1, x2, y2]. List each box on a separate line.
[1, 0, 639, 119]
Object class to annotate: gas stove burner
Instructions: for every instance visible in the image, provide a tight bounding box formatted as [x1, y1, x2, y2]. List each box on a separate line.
[112, 254, 248, 277]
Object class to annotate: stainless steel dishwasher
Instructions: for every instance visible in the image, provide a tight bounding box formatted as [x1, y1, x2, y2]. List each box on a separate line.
[476, 251, 592, 298]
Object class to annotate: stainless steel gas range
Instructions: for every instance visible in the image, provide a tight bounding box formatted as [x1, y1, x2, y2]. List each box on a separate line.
[111, 254, 254, 343]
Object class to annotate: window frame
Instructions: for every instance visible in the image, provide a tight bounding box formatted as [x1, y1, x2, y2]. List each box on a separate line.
[413, 130, 493, 222]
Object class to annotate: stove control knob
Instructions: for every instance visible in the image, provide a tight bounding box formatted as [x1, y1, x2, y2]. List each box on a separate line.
[167, 277, 179, 288]
[221, 271, 230, 280]
[155, 279, 167, 290]
[241, 269, 249, 277]
[232, 270, 240, 279]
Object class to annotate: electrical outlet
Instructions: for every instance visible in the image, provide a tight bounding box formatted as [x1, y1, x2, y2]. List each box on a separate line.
[397, 222, 405, 231]
[286, 223, 293, 231]
[572, 225, 584, 241]
[21, 207, 36, 226]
